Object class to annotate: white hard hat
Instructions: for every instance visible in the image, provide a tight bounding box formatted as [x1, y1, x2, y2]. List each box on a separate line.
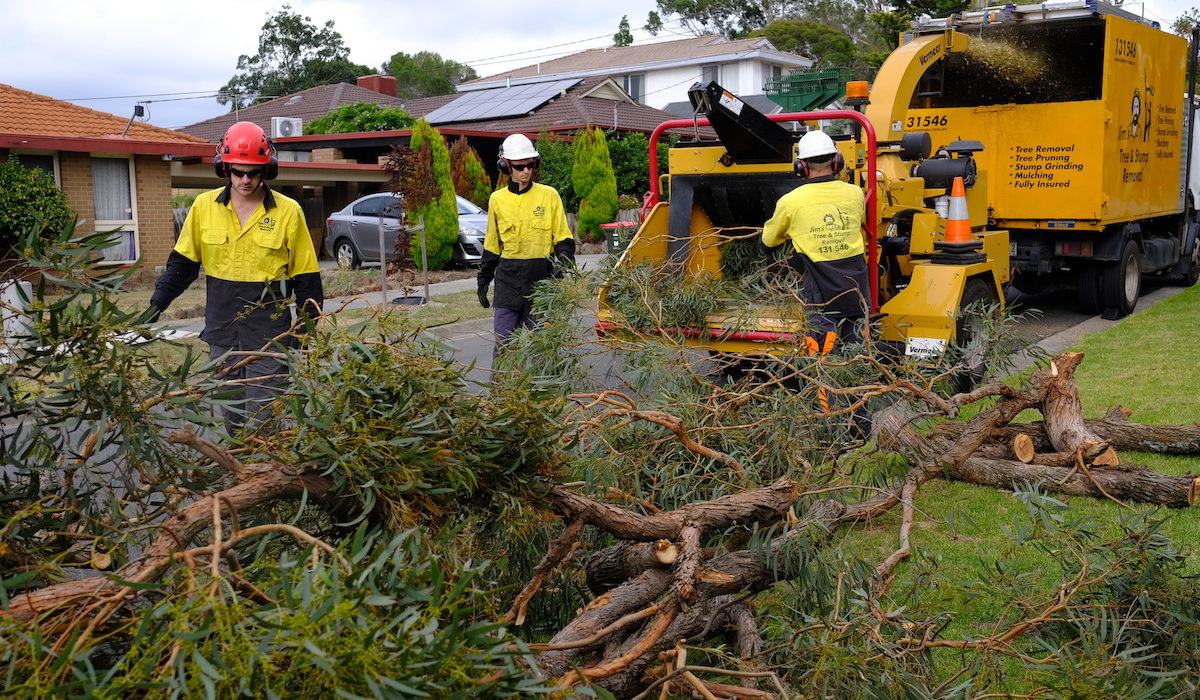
[795, 130, 838, 160]
[501, 133, 539, 160]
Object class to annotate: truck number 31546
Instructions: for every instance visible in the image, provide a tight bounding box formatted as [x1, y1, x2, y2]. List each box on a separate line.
[905, 114, 948, 128]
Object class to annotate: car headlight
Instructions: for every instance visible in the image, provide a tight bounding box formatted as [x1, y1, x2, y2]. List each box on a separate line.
[459, 226, 485, 241]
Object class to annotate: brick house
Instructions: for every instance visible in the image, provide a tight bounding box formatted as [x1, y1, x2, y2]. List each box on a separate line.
[0, 83, 212, 267]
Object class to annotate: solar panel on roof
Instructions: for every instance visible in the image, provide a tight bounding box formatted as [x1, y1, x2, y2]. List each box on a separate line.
[425, 79, 582, 124]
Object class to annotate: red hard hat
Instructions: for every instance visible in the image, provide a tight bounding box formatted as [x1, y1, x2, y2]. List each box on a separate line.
[218, 121, 272, 165]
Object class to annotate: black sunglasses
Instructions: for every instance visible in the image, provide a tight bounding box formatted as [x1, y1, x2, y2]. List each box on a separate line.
[229, 167, 264, 179]
[508, 162, 535, 171]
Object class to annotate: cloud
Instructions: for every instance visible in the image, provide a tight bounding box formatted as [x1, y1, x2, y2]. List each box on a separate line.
[3, 0, 660, 130]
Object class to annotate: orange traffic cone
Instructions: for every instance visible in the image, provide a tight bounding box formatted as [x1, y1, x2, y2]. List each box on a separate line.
[944, 176, 973, 244]
[933, 175, 985, 262]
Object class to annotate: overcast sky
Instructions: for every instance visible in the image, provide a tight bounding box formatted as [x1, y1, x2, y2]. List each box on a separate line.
[1, 0, 1194, 131]
[2, 0, 667, 129]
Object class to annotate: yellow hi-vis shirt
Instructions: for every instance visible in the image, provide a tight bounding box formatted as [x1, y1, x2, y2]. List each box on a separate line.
[484, 183, 573, 259]
[175, 186, 319, 282]
[169, 185, 322, 347]
[761, 179, 870, 324]
[762, 180, 865, 261]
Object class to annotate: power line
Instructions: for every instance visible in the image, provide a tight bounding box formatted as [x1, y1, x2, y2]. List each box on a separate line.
[464, 19, 691, 70]
[62, 89, 227, 102]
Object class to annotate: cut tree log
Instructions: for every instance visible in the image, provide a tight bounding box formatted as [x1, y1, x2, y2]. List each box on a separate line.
[932, 411, 1200, 457]
[1012, 433, 1036, 463]
[1041, 352, 1120, 466]
[882, 419, 1200, 508]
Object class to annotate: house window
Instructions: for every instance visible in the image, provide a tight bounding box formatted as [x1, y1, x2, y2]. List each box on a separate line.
[91, 157, 138, 263]
[623, 73, 645, 103]
[702, 64, 719, 85]
[771, 65, 783, 82]
[13, 153, 60, 185]
[721, 65, 738, 93]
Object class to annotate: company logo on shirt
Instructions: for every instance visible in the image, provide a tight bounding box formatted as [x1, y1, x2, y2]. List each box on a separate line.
[257, 217, 276, 231]
[811, 207, 853, 233]
[533, 206, 545, 218]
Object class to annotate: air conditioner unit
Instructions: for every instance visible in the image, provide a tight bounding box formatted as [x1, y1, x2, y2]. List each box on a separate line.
[271, 117, 302, 138]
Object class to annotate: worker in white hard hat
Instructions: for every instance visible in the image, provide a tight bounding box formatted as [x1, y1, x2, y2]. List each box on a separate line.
[761, 129, 869, 346]
[476, 133, 575, 349]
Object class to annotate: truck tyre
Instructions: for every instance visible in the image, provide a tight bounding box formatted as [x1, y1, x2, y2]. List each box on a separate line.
[951, 277, 997, 394]
[1100, 239, 1141, 319]
[1169, 237, 1200, 287]
[1075, 263, 1103, 315]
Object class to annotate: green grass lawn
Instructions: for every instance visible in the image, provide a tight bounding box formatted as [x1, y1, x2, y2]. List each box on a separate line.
[833, 282, 1200, 688]
[330, 290, 489, 329]
[102, 268, 481, 323]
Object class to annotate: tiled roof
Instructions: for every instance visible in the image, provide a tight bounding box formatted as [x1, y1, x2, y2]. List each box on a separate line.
[402, 76, 710, 137]
[180, 82, 409, 142]
[0, 82, 208, 144]
[468, 35, 778, 84]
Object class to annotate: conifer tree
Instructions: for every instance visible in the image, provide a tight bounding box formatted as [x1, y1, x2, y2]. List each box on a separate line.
[571, 128, 618, 243]
[407, 120, 458, 269]
[449, 138, 492, 207]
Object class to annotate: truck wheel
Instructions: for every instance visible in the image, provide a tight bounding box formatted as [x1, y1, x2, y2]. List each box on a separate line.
[1169, 238, 1200, 287]
[1100, 239, 1141, 319]
[1075, 264, 1103, 315]
[951, 277, 997, 394]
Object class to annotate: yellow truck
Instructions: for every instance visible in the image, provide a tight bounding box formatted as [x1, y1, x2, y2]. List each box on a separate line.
[596, 0, 1198, 365]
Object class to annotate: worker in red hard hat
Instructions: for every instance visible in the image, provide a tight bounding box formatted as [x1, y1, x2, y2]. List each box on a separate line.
[148, 121, 324, 432]
[476, 133, 575, 351]
[761, 129, 869, 345]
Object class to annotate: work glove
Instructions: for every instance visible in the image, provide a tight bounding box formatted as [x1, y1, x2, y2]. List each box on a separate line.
[477, 288, 490, 309]
[551, 239, 577, 279]
[141, 305, 162, 324]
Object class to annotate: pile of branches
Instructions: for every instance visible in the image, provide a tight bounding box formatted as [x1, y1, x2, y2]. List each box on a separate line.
[5, 226, 1200, 698]
[502, 353, 1200, 697]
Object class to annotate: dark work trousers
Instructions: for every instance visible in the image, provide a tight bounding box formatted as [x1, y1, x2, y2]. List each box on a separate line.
[208, 343, 289, 434]
[806, 315, 872, 439]
[493, 304, 538, 350]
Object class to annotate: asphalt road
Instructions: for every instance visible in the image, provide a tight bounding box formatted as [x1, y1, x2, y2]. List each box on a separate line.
[426, 264, 1189, 382]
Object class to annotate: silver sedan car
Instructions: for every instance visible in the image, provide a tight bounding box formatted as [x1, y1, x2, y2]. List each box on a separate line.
[324, 193, 488, 268]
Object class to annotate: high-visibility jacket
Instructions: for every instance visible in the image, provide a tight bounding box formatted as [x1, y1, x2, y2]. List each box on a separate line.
[762, 177, 869, 324]
[151, 185, 323, 348]
[477, 182, 575, 310]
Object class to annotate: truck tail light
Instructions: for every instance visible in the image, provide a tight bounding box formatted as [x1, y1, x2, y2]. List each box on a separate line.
[1056, 240, 1094, 257]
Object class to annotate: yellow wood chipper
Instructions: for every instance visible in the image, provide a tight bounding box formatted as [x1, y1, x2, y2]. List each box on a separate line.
[596, 0, 1199, 364]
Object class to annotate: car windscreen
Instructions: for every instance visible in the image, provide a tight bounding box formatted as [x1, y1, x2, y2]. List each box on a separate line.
[456, 197, 484, 215]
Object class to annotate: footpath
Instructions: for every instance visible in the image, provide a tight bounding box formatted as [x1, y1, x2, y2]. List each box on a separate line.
[157, 253, 609, 340]
[154, 253, 1187, 380]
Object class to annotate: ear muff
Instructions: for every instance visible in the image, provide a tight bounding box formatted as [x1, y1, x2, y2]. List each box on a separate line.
[794, 153, 845, 179]
[496, 156, 540, 176]
[262, 136, 278, 180]
[213, 131, 278, 180]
